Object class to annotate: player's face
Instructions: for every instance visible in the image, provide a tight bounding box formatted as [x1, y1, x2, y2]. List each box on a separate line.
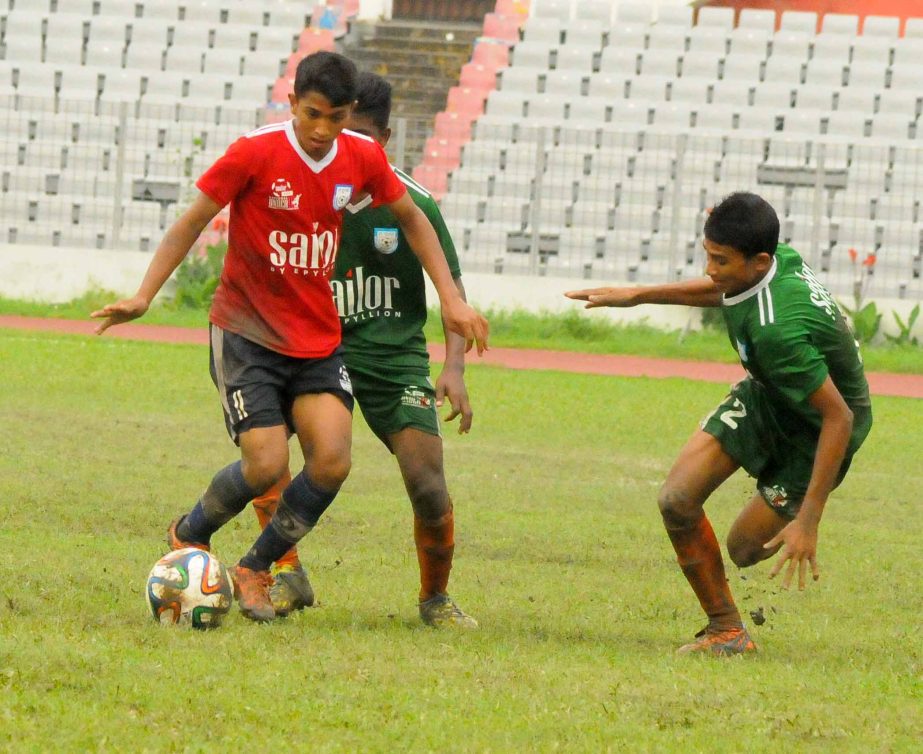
[703, 238, 772, 296]
[289, 91, 354, 160]
[346, 112, 391, 149]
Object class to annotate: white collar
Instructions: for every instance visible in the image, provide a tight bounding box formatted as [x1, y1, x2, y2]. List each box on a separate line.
[284, 119, 338, 173]
[722, 256, 778, 306]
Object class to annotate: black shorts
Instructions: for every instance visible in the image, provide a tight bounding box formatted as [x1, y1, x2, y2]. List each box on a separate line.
[209, 325, 354, 444]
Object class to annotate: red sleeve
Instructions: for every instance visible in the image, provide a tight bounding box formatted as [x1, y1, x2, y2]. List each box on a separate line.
[361, 139, 407, 208]
[195, 136, 254, 207]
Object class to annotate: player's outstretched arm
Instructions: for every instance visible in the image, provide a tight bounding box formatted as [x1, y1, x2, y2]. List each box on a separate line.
[765, 376, 854, 590]
[91, 193, 223, 334]
[437, 276, 473, 434]
[388, 193, 489, 355]
[565, 277, 723, 309]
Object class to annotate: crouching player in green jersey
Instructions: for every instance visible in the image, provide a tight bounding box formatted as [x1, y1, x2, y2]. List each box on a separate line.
[250, 72, 478, 628]
[566, 192, 872, 655]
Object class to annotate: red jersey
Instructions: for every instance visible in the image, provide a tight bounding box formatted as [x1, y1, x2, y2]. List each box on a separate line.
[196, 120, 406, 357]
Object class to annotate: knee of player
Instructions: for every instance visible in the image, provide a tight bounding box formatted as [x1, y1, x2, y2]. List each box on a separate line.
[408, 476, 451, 520]
[242, 456, 289, 494]
[657, 485, 701, 528]
[310, 452, 351, 490]
[726, 536, 762, 568]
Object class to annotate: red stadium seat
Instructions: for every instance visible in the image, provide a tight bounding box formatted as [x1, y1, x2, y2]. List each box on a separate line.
[445, 86, 488, 118]
[459, 62, 498, 90]
[434, 111, 474, 141]
[421, 136, 463, 171]
[297, 27, 336, 54]
[482, 13, 522, 44]
[472, 40, 510, 68]
[495, 0, 531, 18]
[411, 164, 448, 200]
[271, 76, 294, 103]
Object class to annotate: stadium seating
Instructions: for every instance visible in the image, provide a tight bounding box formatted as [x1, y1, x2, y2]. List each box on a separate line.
[1, 0, 921, 298]
[0, 0, 326, 250]
[416, 1, 923, 295]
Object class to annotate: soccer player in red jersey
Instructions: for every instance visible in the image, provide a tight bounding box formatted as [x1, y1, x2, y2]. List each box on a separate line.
[92, 52, 489, 622]
[251, 72, 478, 628]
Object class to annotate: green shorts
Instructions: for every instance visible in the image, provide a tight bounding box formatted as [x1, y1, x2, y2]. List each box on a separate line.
[346, 360, 441, 450]
[701, 379, 862, 520]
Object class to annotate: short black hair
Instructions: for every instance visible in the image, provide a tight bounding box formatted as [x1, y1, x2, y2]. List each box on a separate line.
[293, 51, 357, 105]
[354, 71, 392, 132]
[704, 192, 780, 258]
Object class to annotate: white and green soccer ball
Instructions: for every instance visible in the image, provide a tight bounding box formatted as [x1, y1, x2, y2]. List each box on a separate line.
[145, 548, 233, 630]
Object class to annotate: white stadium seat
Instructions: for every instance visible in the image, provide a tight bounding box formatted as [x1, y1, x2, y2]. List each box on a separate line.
[780, 11, 818, 34]
[862, 16, 900, 38]
[738, 9, 776, 32]
[697, 7, 735, 30]
[820, 13, 860, 35]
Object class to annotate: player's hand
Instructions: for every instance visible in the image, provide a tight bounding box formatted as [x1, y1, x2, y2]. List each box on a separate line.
[442, 298, 489, 356]
[435, 366, 472, 434]
[764, 518, 820, 591]
[90, 295, 150, 334]
[564, 287, 638, 309]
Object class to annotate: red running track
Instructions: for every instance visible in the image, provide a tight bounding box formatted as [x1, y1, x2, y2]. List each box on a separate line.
[2, 314, 921, 399]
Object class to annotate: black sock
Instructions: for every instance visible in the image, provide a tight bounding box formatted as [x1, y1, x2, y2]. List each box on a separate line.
[179, 461, 258, 545]
[239, 472, 338, 571]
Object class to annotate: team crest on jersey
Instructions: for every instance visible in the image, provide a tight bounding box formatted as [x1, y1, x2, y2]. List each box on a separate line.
[333, 184, 353, 210]
[373, 227, 400, 254]
[268, 178, 301, 210]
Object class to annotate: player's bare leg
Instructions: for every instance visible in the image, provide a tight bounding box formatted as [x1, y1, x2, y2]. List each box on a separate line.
[390, 428, 477, 628]
[236, 394, 352, 621]
[726, 493, 789, 568]
[659, 430, 756, 655]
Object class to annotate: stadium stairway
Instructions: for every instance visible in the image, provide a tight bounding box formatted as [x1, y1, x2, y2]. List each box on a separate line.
[339, 18, 482, 169]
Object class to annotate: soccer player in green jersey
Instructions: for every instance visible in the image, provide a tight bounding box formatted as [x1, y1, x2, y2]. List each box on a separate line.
[250, 71, 478, 628]
[566, 192, 872, 655]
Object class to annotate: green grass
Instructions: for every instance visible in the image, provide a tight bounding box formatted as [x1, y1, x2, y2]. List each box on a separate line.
[1, 329, 920, 752]
[2, 292, 922, 374]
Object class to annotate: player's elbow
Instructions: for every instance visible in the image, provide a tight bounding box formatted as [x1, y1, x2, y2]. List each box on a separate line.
[843, 405, 854, 431]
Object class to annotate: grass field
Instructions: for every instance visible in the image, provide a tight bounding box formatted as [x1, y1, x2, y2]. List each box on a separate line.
[1, 328, 921, 753]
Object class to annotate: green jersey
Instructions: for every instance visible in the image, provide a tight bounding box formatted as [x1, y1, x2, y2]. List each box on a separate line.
[720, 244, 871, 452]
[331, 167, 461, 371]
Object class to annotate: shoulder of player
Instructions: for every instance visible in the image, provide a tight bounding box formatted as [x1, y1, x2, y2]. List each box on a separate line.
[391, 167, 439, 210]
[242, 121, 289, 142]
[338, 128, 382, 151]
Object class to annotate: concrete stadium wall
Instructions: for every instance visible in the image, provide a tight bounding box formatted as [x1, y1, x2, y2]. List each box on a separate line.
[3, 244, 921, 341]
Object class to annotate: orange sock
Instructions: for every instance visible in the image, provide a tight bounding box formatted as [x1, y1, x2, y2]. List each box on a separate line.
[414, 508, 455, 601]
[666, 515, 741, 631]
[251, 471, 300, 570]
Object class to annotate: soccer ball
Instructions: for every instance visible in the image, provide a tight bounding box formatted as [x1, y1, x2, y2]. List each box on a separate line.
[145, 548, 233, 629]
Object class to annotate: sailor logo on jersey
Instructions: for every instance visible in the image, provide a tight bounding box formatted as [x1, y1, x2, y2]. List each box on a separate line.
[333, 184, 353, 210]
[268, 178, 301, 210]
[760, 484, 789, 509]
[373, 227, 400, 254]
